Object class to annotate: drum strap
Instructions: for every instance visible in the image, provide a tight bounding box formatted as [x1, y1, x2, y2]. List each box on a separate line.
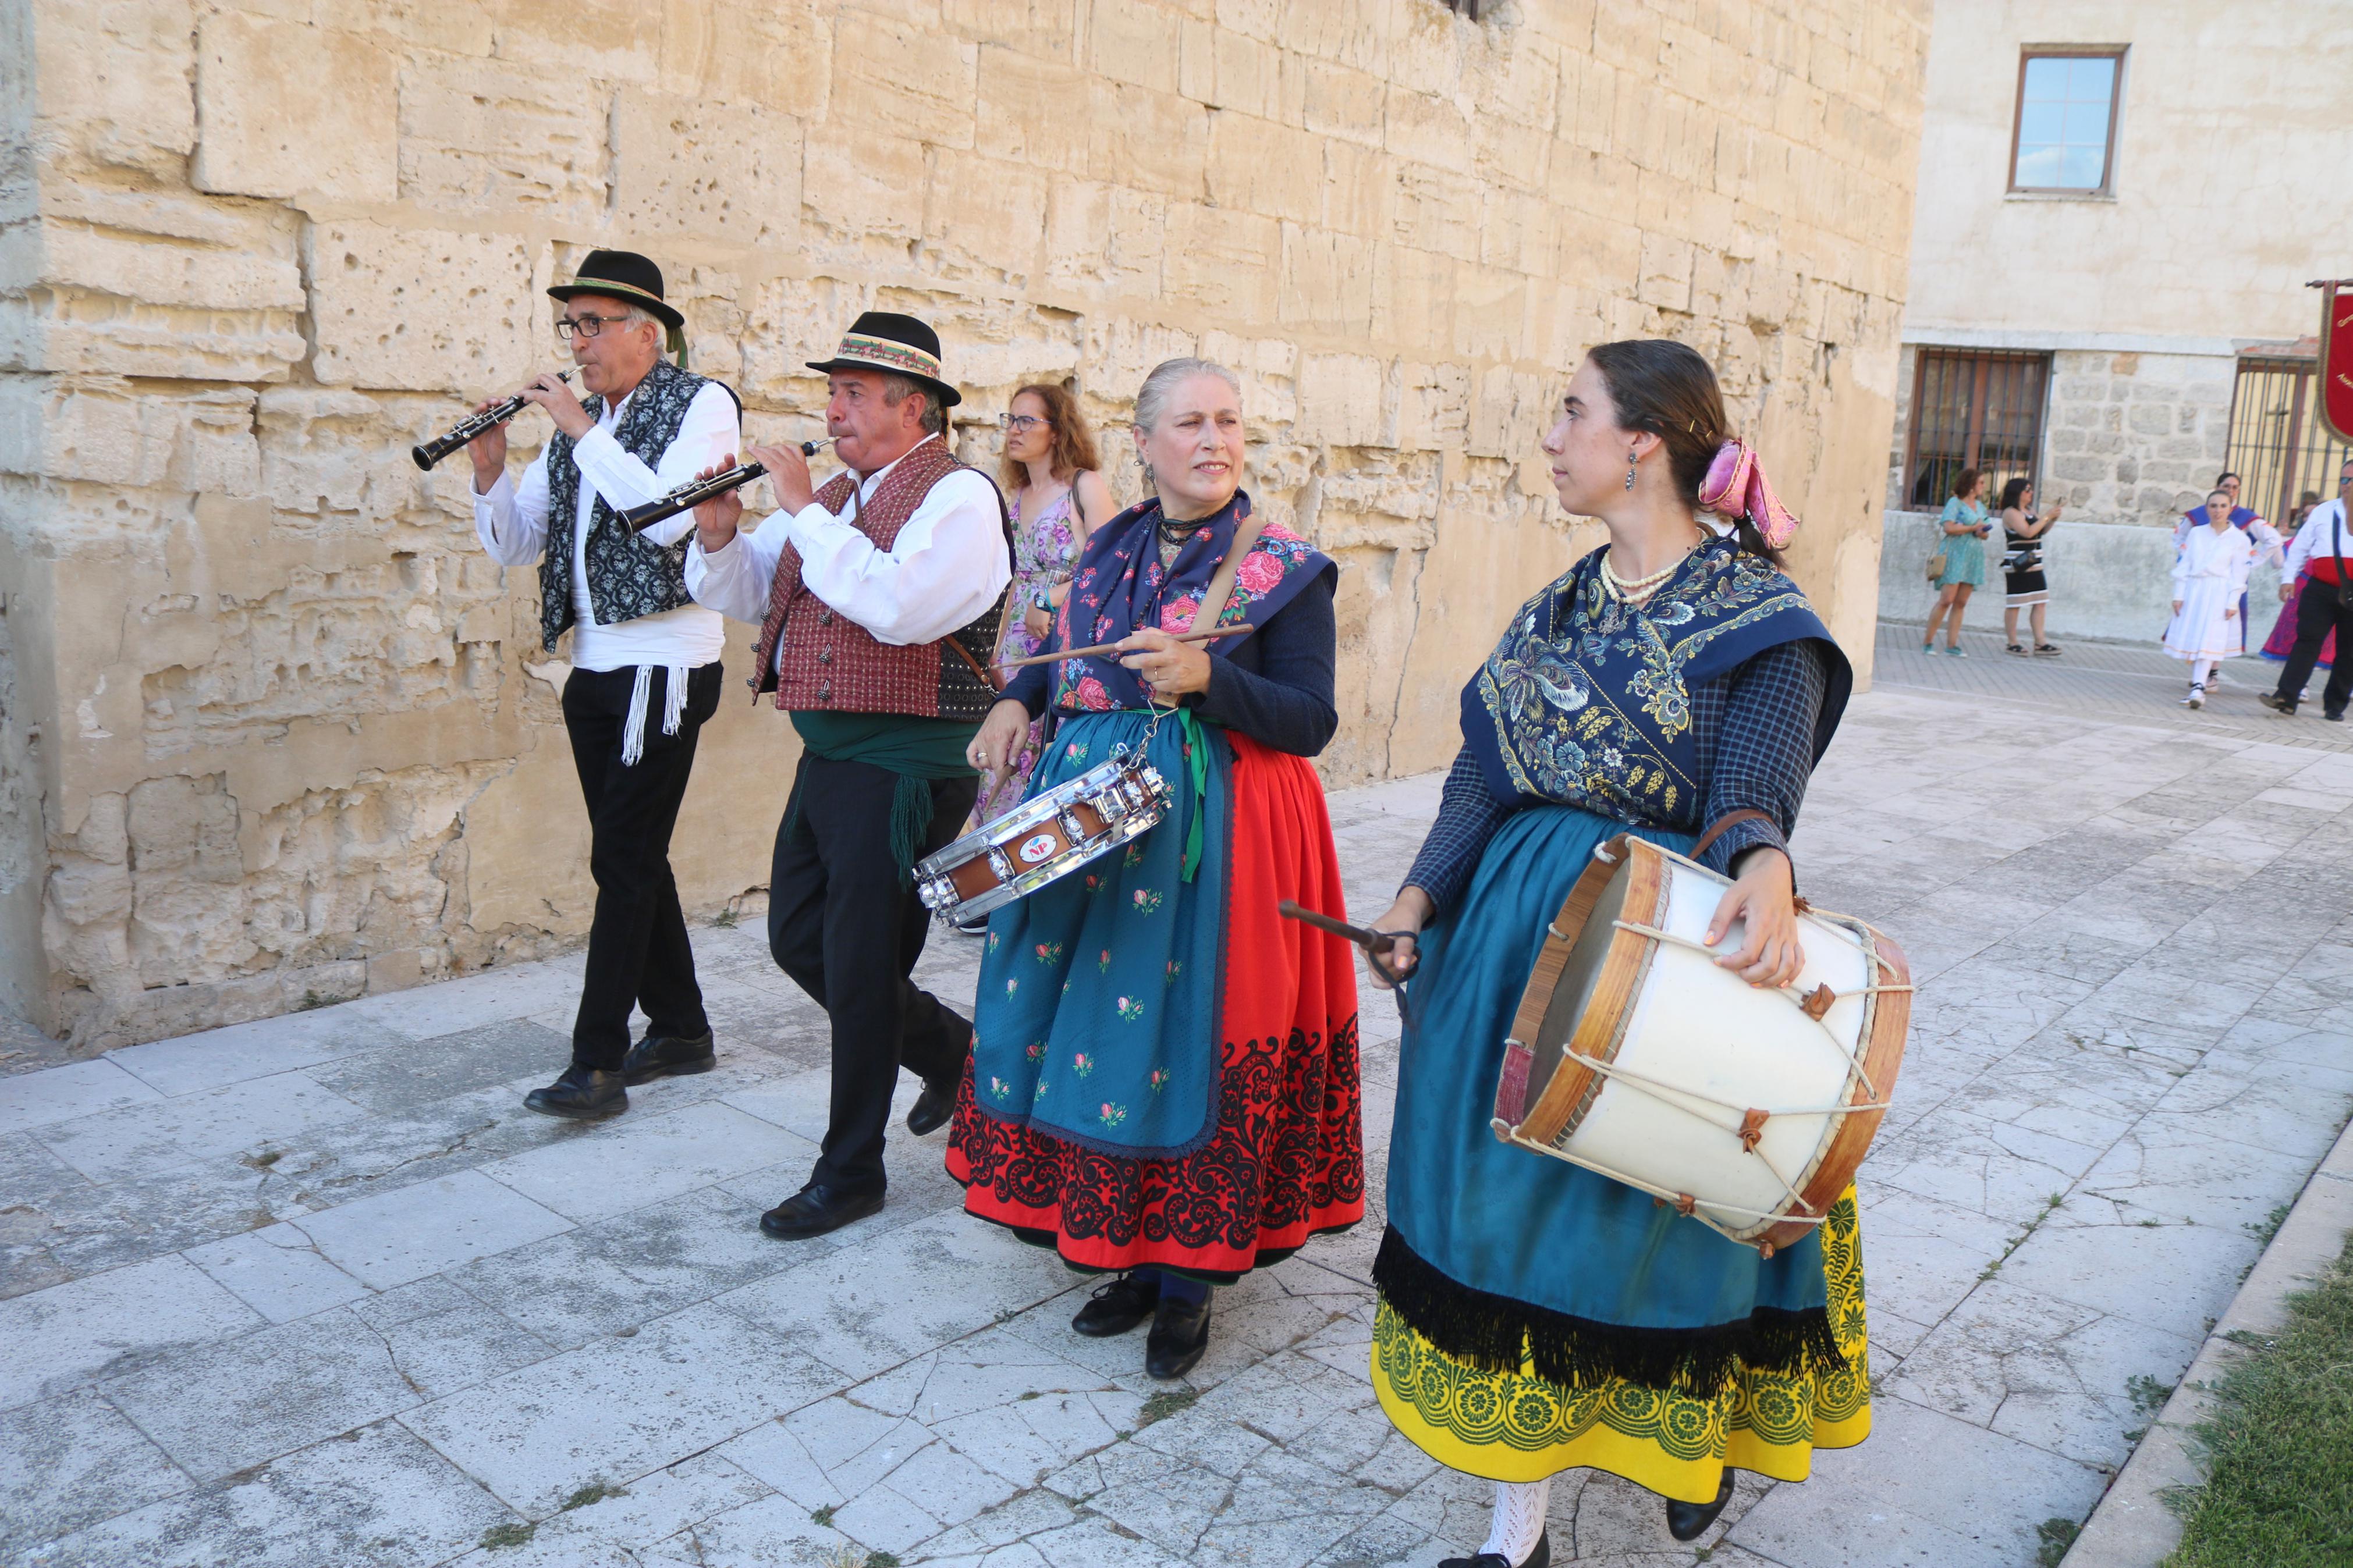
[1189, 513, 1268, 637]
[1690, 808, 1774, 863]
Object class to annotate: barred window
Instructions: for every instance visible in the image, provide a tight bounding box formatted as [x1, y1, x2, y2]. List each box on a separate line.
[2228, 354, 2353, 527]
[1904, 350, 2050, 509]
[1438, 0, 1487, 17]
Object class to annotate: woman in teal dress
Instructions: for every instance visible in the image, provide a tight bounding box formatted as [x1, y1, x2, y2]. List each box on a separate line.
[1360, 340, 1865, 1568]
[1922, 467, 1991, 655]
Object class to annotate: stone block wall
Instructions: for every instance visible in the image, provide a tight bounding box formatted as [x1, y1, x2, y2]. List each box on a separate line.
[0, 0, 1930, 1048]
[2041, 349, 2237, 527]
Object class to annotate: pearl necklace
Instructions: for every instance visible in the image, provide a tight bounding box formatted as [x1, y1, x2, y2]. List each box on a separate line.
[1599, 546, 1692, 606]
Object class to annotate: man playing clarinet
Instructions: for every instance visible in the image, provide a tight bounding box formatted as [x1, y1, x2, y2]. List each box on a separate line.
[468, 249, 742, 1120]
[686, 311, 1012, 1239]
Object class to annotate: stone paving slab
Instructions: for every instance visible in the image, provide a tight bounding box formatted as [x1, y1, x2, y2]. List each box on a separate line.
[4, 685, 2352, 1566]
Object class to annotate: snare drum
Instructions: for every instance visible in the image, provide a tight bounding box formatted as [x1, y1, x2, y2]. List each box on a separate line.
[1490, 834, 1911, 1255]
[914, 747, 1172, 926]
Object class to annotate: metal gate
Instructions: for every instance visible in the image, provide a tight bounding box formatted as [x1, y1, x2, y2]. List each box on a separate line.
[2228, 355, 2352, 527]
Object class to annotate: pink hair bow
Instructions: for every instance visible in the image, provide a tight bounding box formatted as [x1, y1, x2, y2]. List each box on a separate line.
[1698, 440, 1798, 549]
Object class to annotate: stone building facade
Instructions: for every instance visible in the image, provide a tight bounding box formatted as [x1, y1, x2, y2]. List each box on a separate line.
[0, 0, 1930, 1048]
[1879, 1, 2353, 641]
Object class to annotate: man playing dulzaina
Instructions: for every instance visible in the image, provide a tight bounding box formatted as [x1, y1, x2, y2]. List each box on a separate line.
[686, 312, 1013, 1240]
[466, 250, 742, 1121]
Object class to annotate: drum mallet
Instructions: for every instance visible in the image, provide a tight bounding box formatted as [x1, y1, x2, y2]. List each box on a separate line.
[1279, 900, 1414, 1023]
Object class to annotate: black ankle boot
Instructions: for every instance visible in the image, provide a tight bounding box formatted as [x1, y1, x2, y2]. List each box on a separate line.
[1144, 1290, 1212, 1379]
[1665, 1471, 1736, 1541]
[1071, 1272, 1159, 1337]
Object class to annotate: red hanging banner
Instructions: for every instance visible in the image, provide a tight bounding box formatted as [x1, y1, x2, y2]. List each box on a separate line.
[2321, 279, 2353, 445]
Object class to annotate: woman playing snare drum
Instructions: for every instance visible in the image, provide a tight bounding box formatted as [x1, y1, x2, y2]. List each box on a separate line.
[1362, 340, 1863, 1566]
[949, 357, 1363, 1381]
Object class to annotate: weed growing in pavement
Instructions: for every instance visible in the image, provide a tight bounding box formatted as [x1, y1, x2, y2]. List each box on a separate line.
[1137, 1386, 1200, 1427]
[562, 1482, 623, 1511]
[2034, 1517, 2079, 1565]
[810, 1503, 836, 1527]
[1980, 1192, 2068, 1282]
[2128, 1373, 2174, 1415]
[2244, 1201, 2293, 1246]
[478, 1521, 535, 1551]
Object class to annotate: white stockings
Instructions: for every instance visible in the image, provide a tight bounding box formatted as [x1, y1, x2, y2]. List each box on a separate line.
[2191, 656, 2216, 691]
[1480, 1477, 1551, 1565]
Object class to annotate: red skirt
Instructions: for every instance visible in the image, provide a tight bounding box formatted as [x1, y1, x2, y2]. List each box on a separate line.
[946, 732, 1365, 1280]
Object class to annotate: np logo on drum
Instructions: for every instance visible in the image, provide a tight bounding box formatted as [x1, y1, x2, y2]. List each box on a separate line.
[1018, 833, 1059, 865]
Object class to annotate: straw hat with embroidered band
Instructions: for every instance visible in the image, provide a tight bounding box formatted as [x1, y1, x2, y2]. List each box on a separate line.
[805, 311, 963, 408]
[547, 249, 692, 367]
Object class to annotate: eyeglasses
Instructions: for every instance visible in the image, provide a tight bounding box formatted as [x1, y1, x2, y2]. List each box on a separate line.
[998, 414, 1047, 434]
[556, 314, 636, 341]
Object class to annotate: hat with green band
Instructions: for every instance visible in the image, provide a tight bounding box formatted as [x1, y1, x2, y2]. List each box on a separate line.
[805, 310, 962, 408]
[548, 250, 691, 366]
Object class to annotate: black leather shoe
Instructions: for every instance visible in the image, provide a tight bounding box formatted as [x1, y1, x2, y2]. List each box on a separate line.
[1665, 1472, 1736, 1542]
[620, 1030, 715, 1086]
[1437, 1529, 1550, 1568]
[523, 1065, 628, 1121]
[2327, 710, 2346, 723]
[1144, 1291, 1212, 1379]
[758, 1182, 884, 1240]
[906, 1078, 957, 1137]
[1071, 1272, 1160, 1337]
[2258, 691, 2297, 715]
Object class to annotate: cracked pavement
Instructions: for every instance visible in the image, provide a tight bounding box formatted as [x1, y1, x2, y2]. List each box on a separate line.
[3, 684, 2351, 1567]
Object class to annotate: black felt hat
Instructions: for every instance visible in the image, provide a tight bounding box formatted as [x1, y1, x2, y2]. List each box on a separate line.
[548, 250, 685, 332]
[805, 310, 961, 407]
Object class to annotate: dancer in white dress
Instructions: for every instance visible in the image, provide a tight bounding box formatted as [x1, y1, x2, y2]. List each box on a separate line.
[2165, 490, 2255, 710]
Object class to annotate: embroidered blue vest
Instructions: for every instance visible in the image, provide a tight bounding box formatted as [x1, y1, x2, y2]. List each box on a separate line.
[538, 359, 730, 652]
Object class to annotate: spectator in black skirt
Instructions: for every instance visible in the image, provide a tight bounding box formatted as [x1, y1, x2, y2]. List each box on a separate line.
[1999, 478, 2064, 656]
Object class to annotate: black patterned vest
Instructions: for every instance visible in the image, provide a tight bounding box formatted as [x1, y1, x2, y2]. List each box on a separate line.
[538, 358, 733, 652]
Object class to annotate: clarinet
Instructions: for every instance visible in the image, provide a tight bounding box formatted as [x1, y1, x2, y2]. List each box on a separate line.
[617, 439, 834, 534]
[410, 371, 576, 471]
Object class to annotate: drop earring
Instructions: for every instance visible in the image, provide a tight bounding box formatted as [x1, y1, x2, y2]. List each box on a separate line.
[1624, 450, 1638, 490]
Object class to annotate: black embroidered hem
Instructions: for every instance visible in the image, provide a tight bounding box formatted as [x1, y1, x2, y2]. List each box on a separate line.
[1371, 1224, 1846, 1399]
[973, 1214, 1364, 1286]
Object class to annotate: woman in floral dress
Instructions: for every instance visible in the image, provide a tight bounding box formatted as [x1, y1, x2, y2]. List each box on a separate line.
[950, 358, 1362, 1382]
[973, 382, 1115, 823]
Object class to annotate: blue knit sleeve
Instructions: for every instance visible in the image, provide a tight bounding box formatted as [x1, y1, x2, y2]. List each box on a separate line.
[1694, 638, 1828, 877]
[1002, 654, 1052, 718]
[1400, 747, 1518, 915]
[1187, 568, 1339, 756]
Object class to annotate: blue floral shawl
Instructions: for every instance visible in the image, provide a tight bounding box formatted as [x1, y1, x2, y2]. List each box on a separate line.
[1052, 491, 1332, 713]
[1462, 535, 1850, 830]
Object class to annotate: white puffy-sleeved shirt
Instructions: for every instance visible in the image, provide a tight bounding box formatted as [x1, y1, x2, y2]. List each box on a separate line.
[2284, 498, 2351, 584]
[685, 433, 1012, 667]
[471, 380, 740, 671]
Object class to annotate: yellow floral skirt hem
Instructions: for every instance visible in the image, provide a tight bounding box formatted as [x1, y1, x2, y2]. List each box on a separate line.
[1371, 1191, 1872, 1505]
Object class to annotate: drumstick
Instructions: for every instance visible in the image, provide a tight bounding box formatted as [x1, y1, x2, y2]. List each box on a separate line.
[994, 624, 1256, 671]
[1279, 901, 1415, 1021]
[1280, 901, 1390, 950]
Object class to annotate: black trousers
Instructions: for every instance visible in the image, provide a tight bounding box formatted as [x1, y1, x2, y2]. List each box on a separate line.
[2272, 578, 2353, 716]
[768, 755, 978, 1194]
[561, 662, 723, 1071]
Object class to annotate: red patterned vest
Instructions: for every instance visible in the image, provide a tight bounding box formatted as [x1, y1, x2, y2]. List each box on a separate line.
[747, 436, 1013, 720]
